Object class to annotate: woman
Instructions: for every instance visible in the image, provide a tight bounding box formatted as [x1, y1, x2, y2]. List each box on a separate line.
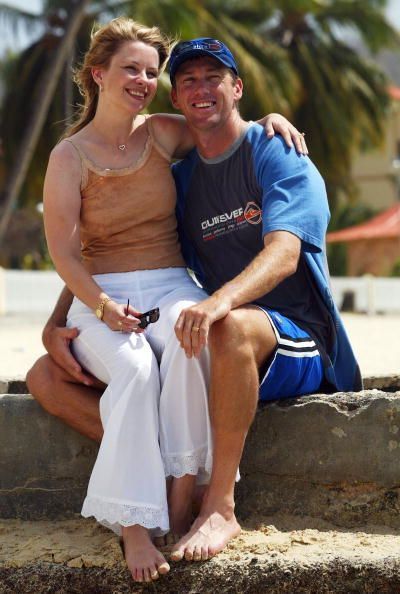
[44, 17, 305, 583]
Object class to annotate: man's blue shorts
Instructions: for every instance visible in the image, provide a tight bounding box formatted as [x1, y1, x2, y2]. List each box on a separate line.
[257, 308, 324, 401]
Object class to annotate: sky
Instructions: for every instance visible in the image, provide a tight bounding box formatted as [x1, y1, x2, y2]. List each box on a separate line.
[0, 0, 399, 56]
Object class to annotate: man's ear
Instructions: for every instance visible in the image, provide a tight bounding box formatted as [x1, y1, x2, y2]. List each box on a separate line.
[233, 77, 243, 102]
[170, 86, 180, 110]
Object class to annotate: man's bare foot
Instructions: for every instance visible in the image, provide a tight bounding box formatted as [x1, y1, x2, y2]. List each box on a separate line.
[122, 525, 170, 582]
[170, 509, 241, 562]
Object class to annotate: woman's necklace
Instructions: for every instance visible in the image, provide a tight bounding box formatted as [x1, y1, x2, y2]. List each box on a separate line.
[92, 120, 135, 152]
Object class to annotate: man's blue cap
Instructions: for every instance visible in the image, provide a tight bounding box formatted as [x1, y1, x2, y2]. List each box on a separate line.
[169, 38, 239, 83]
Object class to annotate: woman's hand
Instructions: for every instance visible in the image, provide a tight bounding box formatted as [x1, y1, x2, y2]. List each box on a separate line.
[102, 300, 144, 333]
[259, 113, 308, 155]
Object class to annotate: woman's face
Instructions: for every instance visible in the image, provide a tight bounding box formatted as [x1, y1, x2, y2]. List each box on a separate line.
[94, 40, 160, 114]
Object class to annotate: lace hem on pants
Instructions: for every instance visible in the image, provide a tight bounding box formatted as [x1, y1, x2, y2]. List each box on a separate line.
[81, 495, 170, 536]
[163, 445, 212, 479]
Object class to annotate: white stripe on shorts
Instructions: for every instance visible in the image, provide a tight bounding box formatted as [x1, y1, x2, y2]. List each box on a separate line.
[278, 337, 316, 349]
[276, 347, 320, 358]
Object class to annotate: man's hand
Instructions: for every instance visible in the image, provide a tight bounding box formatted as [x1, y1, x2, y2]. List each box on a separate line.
[42, 325, 95, 386]
[175, 296, 231, 358]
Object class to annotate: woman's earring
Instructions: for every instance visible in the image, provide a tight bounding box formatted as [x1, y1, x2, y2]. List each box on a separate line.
[99, 83, 104, 93]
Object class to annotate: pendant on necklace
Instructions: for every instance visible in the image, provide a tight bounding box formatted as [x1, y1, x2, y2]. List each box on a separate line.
[118, 144, 126, 151]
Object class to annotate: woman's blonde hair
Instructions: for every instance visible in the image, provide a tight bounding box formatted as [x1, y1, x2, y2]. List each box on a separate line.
[65, 17, 173, 137]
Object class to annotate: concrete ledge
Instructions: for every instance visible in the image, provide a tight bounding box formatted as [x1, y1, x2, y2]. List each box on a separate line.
[1, 376, 400, 526]
[0, 394, 97, 519]
[239, 389, 400, 527]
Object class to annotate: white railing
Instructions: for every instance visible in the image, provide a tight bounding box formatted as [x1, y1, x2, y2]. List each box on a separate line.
[0, 269, 64, 314]
[0, 269, 400, 315]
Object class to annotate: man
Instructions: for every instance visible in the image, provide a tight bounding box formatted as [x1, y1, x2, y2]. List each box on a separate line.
[165, 38, 361, 561]
[27, 38, 361, 563]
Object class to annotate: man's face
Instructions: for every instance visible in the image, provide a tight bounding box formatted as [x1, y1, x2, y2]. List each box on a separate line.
[171, 56, 243, 131]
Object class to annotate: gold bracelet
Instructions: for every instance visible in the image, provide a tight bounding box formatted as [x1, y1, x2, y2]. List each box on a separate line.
[95, 296, 112, 320]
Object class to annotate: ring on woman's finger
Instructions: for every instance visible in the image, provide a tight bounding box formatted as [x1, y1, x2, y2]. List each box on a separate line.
[301, 132, 306, 137]
[117, 320, 123, 327]
[192, 327, 200, 332]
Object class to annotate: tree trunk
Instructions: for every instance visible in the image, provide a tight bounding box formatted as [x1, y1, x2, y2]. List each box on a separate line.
[0, 0, 91, 247]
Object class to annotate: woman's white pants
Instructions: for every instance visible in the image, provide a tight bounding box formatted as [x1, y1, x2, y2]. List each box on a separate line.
[66, 268, 211, 535]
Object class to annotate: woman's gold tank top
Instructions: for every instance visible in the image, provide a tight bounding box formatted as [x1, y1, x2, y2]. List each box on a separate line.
[65, 119, 185, 275]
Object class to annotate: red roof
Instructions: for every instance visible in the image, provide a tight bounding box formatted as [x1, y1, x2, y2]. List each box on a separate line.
[327, 203, 400, 243]
[389, 86, 400, 101]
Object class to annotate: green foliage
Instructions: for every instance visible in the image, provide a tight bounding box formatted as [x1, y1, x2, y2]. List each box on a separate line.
[253, 0, 398, 209]
[0, 0, 399, 267]
[390, 258, 400, 278]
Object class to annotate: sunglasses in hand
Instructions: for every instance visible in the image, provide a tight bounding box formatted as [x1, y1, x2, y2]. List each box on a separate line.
[125, 300, 160, 329]
[138, 307, 160, 329]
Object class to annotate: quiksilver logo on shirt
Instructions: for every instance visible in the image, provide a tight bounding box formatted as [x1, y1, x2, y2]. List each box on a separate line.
[201, 208, 244, 230]
[200, 201, 261, 242]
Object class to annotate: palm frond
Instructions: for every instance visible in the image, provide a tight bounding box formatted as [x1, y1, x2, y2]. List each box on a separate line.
[317, 0, 400, 52]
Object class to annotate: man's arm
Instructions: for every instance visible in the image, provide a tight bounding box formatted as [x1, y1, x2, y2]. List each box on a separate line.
[42, 285, 94, 385]
[175, 230, 301, 358]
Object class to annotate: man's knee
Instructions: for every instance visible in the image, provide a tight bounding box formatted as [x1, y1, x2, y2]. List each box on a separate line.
[209, 308, 276, 367]
[209, 310, 252, 358]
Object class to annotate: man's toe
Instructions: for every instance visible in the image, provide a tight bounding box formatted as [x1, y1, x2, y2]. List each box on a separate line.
[184, 546, 194, 561]
[193, 546, 202, 561]
[170, 548, 184, 561]
[201, 546, 209, 561]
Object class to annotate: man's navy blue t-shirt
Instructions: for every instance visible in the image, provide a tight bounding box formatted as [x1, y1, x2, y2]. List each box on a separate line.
[173, 123, 362, 392]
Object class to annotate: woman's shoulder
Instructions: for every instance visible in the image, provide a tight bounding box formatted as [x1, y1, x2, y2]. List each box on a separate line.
[47, 135, 84, 179]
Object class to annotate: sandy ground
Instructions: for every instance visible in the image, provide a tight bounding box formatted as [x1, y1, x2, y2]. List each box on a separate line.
[1, 515, 399, 570]
[0, 312, 398, 379]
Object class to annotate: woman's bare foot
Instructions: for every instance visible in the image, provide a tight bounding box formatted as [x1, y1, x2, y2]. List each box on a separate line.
[170, 506, 241, 562]
[153, 481, 207, 549]
[168, 474, 197, 536]
[122, 525, 170, 582]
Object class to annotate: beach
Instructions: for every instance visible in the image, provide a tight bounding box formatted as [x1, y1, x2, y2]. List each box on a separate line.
[0, 312, 398, 379]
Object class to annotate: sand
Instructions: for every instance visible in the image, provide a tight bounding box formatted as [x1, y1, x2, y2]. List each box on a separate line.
[1, 515, 399, 570]
[0, 312, 399, 379]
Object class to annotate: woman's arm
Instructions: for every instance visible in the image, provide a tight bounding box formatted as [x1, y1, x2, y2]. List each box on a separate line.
[257, 113, 308, 154]
[43, 142, 141, 333]
[150, 112, 308, 160]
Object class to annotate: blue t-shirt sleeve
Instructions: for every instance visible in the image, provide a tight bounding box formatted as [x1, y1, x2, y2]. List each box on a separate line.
[254, 134, 330, 253]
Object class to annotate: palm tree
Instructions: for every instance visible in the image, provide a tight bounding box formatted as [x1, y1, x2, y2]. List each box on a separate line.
[0, 0, 298, 252]
[0, 0, 92, 245]
[218, 0, 400, 208]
